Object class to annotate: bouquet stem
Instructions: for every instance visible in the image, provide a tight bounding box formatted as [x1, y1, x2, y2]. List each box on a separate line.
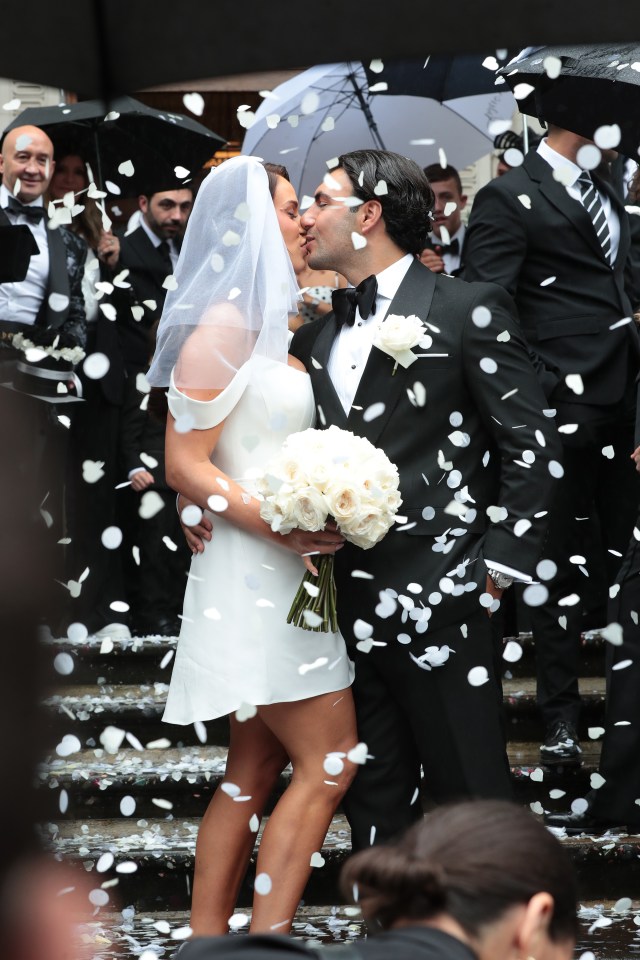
[287, 554, 338, 632]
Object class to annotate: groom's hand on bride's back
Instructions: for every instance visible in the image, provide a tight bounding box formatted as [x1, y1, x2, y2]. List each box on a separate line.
[177, 493, 213, 554]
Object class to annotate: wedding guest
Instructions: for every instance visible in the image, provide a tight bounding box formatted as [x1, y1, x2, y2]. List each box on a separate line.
[464, 124, 640, 768]
[48, 145, 129, 639]
[419, 163, 467, 276]
[120, 321, 190, 636]
[292, 149, 561, 851]
[114, 185, 194, 375]
[178, 800, 577, 960]
[0, 125, 87, 624]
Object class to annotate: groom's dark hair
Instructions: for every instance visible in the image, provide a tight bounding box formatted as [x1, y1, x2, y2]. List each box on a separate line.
[338, 150, 434, 256]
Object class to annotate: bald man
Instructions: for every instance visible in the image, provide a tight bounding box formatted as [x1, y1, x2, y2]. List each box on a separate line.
[0, 124, 86, 354]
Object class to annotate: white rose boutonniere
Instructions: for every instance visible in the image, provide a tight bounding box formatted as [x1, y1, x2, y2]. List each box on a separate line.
[373, 314, 430, 374]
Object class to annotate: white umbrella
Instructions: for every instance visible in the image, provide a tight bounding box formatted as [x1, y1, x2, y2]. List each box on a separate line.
[241, 61, 515, 198]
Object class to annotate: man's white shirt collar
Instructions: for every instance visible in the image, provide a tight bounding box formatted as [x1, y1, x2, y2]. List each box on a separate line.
[537, 138, 583, 189]
[0, 183, 45, 210]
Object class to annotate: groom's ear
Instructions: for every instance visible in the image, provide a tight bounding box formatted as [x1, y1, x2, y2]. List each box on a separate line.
[359, 198, 384, 235]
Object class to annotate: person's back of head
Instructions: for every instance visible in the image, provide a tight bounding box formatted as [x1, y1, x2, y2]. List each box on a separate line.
[341, 799, 577, 956]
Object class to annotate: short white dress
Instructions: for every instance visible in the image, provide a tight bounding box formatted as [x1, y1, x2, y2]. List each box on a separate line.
[163, 355, 354, 724]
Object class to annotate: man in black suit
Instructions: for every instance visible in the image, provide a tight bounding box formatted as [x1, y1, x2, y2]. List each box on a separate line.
[292, 150, 562, 849]
[0, 125, 86, 357]
[419, 163, 467, 277]
[463, 125, 640, 767]
[115, 187, 193, 374]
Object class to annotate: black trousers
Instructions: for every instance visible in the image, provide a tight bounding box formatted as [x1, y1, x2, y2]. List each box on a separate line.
[529, 409, 639, 727]
[135, 486, 190, 628]
[592, 523, 640, 827]
[64, 382, 125, 632]
[341, 609, 512, 852]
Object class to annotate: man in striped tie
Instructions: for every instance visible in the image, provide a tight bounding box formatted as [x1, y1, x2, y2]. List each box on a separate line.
[463, 123, 640, 792]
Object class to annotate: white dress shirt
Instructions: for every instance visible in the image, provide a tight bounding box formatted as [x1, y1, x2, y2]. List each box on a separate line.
[139, 216, 179, 269]
[0, 183, 49, 325]
[537, 138, 620, 264]
[327, 253, 414, 415]
[437, 223, 466, 275]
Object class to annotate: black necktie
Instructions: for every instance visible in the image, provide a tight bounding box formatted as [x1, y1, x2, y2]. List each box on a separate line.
[331, 275, 378, 327]
[158, 240, 173, 275]
[6, 196, 45, 224]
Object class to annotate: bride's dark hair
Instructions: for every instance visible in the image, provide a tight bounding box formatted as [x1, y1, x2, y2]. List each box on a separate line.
[341, 800, 577, 943]
[148, 159, 291, 422]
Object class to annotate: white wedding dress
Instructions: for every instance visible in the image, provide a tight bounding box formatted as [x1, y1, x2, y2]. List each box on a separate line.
[163, 355, 354, 724]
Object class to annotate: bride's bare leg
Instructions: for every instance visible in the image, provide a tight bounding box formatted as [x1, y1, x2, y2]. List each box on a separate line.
[190, 714, 289, 936]
[249, 688, 357, 934]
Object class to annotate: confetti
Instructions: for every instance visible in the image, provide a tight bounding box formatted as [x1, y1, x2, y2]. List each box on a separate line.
[254, 873, 273, 895]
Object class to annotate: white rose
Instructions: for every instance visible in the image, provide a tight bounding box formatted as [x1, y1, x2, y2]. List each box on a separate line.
[344, 511, 392, 549]
[374, 314, 425, 352]
[291, 486, 329, 532]
[325, 482, 362, 527]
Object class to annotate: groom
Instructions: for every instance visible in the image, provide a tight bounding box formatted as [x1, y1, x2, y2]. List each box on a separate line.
[291, 150, 562, 850]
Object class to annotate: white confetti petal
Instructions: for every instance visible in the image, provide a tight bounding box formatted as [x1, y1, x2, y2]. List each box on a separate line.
[468, 665, 489, 686]
[83, 352, 110, 379]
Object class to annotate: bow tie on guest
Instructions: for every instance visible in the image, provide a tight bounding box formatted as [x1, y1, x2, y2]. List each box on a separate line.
[434, 237, 460, 256]
[5, 196, 46, 224]
[331, 275, 378, 327]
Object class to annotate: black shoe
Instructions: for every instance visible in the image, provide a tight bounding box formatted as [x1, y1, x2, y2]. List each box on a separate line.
[545, 806, 627, 835]
[135, 616, 178, 637]
[540, 720, 582, 766]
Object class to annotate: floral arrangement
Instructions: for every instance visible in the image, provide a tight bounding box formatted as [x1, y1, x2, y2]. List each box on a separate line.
[11, 332, 86, 366]
[258, 425, 402, 632]
[373, 313, 430, 373]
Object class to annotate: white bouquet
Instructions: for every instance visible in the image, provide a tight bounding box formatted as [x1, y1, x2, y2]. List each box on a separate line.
[258, 425, 402, 632]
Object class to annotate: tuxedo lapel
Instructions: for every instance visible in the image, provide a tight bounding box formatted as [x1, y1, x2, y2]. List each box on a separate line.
[347, 260, 436, 446]
[308, 314, 349, 429]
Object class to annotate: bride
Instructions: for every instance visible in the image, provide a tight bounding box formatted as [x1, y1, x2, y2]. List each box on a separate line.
[146, 156, 357, 935]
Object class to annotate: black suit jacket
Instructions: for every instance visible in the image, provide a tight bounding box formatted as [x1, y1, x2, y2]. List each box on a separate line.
[291, 260, 562, 640]
[0, 207, 87, 348]
[463, 150, 640, 406]
[114, 226, 173, 372]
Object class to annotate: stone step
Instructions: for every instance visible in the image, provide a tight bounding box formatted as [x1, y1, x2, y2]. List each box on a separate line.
[75, 903, 640, 960]
[44, 630, 609, 685]
[45, 677, 608, 746]
[46, 814, 640, 910]
[41, 743, 603, 820]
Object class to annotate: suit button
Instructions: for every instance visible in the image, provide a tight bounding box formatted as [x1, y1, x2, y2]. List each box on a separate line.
[351, 364, 356, 370]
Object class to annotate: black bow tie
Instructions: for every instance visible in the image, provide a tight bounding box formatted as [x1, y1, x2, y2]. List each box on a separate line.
[6, 196, 46, 224]
[331, 275, 378, 327]
[434, 237, 459, 256]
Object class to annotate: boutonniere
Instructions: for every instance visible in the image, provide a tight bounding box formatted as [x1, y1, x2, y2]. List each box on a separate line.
[372, 314, 431, 374]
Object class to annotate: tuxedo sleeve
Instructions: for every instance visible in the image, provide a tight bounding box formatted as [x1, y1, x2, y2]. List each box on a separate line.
[460, 281, 562, 575]
[463, 184, 564, 399]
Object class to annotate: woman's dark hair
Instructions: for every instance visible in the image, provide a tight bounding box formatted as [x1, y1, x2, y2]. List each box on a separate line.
[148, 160, 291, 422]
[47, 140, 104, 250]
[262, 161, 290, 198]
[341, 800, 578, 944]
[338, 149, 434, 255]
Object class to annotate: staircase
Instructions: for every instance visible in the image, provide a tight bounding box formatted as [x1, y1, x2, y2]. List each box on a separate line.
[40, 629, 640, 958]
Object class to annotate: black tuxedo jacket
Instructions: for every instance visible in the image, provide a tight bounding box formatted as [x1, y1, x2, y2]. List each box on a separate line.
[0, 207, 87, 348]
[114, 226, 173, 372]
[463, 151, 640, 406]
[291, 260, 562, 641]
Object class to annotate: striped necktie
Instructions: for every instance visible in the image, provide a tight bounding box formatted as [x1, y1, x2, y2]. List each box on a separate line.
[577, 172, 612, 265]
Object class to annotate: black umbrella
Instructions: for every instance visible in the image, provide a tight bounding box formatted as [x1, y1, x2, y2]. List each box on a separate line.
[498, 44, 640, 158]
[363, 53, 512, 101]
[5, 97, 225, 196]
[0, 0, 639, 101]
